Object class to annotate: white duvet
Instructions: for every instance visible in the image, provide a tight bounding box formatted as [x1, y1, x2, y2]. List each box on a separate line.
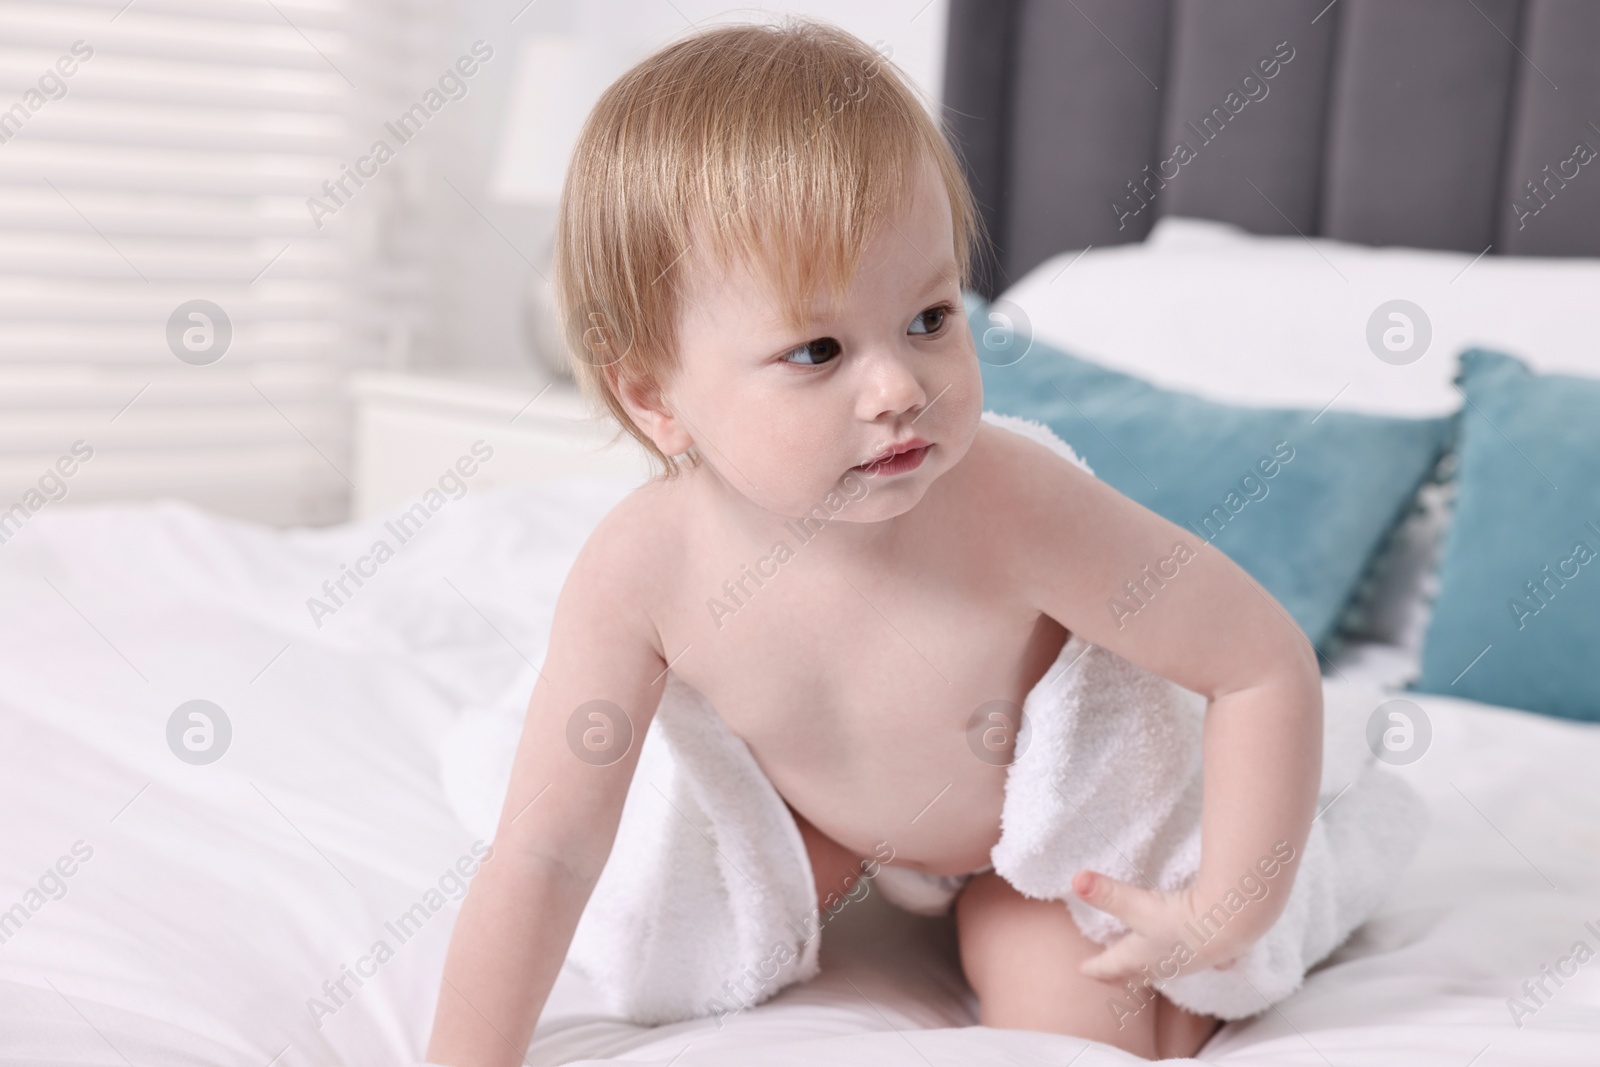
[1, 479, 1596, 1066]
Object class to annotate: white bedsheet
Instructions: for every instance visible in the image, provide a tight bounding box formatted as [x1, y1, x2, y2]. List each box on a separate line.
[1, 480, 1596, 1066]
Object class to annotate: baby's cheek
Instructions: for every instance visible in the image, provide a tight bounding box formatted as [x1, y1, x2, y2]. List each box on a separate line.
[943, 372, 986, 440]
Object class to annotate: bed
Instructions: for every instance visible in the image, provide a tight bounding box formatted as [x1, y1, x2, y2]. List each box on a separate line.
[2, 471, 1598, 1066]
[6, 1, 1600, 1064]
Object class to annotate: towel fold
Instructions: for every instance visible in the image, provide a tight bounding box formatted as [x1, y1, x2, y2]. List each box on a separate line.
[445, 411, 1429, 1026]
[565, 663, 824, 1024]
[991, 631, 1430, 1018]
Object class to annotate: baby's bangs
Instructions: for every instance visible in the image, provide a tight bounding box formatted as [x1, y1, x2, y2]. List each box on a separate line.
[669, 29, 934, 332]
[686, 148, 924, 334]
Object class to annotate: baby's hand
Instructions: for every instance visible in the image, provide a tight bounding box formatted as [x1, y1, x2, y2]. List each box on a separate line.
[1070, 870, 1255, 982]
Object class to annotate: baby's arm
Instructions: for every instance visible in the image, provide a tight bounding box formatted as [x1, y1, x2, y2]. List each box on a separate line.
[426, 509, 668, 1067]
[1017, 445, 1323, 979]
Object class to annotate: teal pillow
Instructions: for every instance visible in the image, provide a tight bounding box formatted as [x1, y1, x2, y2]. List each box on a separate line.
[1414, 348, 1600, 721]
[965, 292, 1453, 653]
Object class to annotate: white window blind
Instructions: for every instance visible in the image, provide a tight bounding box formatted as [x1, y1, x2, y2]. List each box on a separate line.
[0, 0, 437, 527]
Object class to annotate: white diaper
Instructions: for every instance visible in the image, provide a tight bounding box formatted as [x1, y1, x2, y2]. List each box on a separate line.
[869, 862, 992, 917]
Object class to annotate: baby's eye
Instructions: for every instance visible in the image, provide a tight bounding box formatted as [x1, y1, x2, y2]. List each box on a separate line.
[908, 302, 953, 336]
[780, 337, 842, 366]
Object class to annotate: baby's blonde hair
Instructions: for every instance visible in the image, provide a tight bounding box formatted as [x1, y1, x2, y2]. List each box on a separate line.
[552, 16, 984, 480]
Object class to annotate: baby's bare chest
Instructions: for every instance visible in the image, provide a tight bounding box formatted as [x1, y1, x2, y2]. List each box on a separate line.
[650, 528, 1069, 872]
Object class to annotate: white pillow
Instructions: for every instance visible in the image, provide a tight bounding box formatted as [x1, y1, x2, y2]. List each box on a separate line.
[1144, 215, 1256, 249]
[998, 216, 1600, 418]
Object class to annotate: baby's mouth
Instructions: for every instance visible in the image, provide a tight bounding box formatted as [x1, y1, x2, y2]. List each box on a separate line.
[852, 442, 931, 476]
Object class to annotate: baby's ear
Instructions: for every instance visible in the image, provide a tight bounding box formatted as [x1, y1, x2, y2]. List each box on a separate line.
[614, 372, 694, 456]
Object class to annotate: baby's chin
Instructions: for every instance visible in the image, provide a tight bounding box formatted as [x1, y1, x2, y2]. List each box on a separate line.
[811, 467, 936, 522]
[735, 481, 901, 525]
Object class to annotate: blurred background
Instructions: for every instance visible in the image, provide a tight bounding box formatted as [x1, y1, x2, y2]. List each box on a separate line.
[0, 0, 950, 527]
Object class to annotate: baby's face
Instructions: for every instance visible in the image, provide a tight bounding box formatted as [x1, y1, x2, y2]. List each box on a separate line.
[661, 155, 982, 523]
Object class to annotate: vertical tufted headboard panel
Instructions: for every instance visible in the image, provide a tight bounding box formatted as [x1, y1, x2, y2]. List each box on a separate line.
[942, 0, 1600, 298]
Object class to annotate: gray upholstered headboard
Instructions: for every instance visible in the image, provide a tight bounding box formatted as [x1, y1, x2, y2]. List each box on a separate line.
[942, 0, 1600, 298]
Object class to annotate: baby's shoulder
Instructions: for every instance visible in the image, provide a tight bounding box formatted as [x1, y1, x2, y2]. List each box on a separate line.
[573, 474, 688, 602]
[955, 416, 1099, 512]
[945, 416, 1112, 575]
[583, 474, 685, 568]
[971, 414, 1095, 480]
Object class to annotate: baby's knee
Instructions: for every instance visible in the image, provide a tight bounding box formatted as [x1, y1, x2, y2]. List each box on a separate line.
[954, 871, 1071, 991]
[954, 872, 1162, 1056]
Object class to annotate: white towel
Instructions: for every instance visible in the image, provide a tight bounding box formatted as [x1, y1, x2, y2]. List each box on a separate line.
[990, 632, 1431, 1019]
[440, 411, 1429, 1026]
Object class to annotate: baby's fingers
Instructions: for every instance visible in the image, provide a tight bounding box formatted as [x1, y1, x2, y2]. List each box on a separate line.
[1071, 870, 1163, 930]
[1077, 933, 1150, 982]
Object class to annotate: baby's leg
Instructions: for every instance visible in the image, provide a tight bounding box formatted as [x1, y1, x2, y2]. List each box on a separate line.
[788, 801, 866, 909]
[955, 871, 1219, 1060]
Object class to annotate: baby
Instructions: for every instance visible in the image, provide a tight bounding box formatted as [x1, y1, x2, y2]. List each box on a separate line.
[427, 17, 1323, 1065]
